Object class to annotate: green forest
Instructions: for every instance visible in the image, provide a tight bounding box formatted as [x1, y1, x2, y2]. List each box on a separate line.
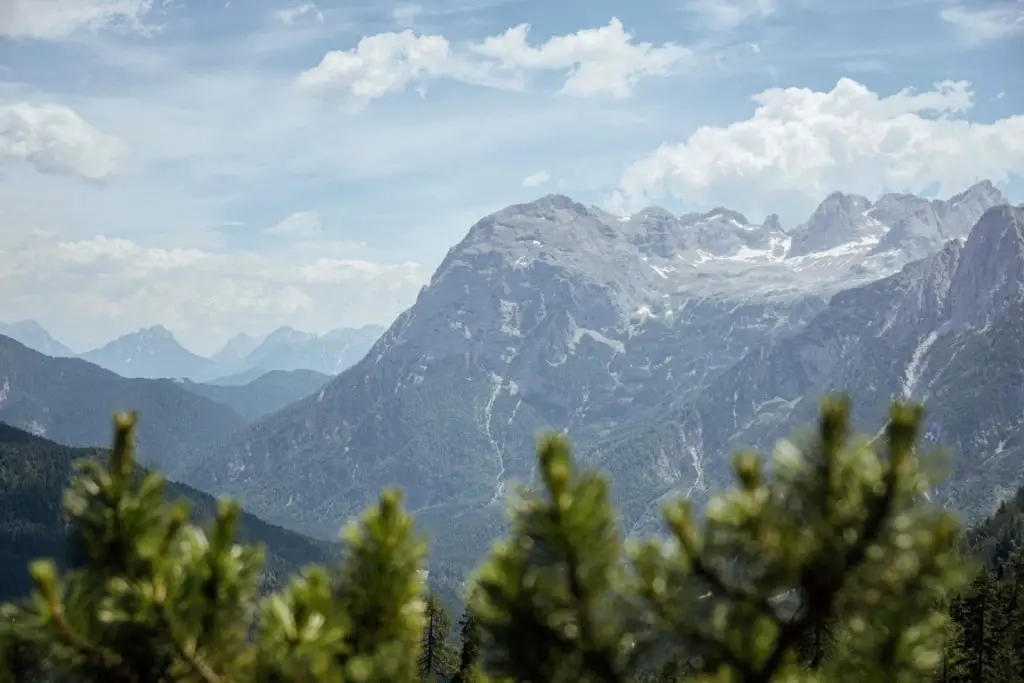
[1, 396, 1023, 683]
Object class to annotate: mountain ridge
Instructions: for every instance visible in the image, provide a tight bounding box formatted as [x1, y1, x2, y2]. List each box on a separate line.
[0, 334, 246, 473]
[171, 182, 1015, 569]
[0, 320, 75, 358]
[77, 324, 385, 382]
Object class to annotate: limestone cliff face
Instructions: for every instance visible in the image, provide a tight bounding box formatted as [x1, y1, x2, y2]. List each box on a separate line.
[177, 185, 1018, 568]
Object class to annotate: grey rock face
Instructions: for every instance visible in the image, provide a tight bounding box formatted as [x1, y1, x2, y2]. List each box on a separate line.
[178, 184, 1019, 569]
[871, 181, 1008, 262]
[786, 191, 875, 257]
[623, 205, 1024, 533]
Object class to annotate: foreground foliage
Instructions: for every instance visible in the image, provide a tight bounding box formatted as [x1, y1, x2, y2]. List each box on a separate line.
[0, 397, 975, 682]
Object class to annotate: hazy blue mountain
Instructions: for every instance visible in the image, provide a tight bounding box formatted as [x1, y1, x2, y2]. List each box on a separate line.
[176, 369, 331, 421]
[0, 320, 74, 357]
[79, 325, 218, 381]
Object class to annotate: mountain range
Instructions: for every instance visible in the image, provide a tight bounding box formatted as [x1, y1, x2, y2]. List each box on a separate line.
[1, 322, 385, 382]
[150, 180, 1023, 569]
[0, 335, 247, 467]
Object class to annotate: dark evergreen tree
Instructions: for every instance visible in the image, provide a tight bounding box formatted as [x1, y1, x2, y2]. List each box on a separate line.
[419, 592, 456, 681]
[452, 608, 482, 683]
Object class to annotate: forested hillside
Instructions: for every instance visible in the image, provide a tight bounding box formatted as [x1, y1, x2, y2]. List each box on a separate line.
[0, 421, 333, 600]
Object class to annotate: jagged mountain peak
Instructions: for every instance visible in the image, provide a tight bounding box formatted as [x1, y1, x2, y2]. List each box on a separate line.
[965, 204, 1024, 247]
[762, 213, 783, 233]
[822, 190, 872, 207]
[952, 179, 1003, 203]
[786, 192, 877, 258]
[136, 325, 176, 341]
[948, 205, 1024, 328]
[455, 194, 602, 247]
[703, 207, 749, 225]
[433, 195, 631, 287]
[868, 180, 1009, 262]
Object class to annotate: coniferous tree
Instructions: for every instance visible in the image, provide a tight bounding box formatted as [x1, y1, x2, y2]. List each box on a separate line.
[937, 608, 970, 683]
[470, 396, 969, 683]
[419, 593, 456, 681]
[452, 607, 482, 683]
[0, 396, 975, 683]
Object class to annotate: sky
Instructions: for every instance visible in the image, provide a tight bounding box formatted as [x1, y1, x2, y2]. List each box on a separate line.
[0, 0, 1021, 355]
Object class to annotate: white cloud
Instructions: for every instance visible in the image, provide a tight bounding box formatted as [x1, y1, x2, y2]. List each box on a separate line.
[0, 0, 154, 39]
[296, 18, 692, 107]
[392, 2, 422, 27]
[0, 232, 427, 355]
[684, 0, 775, 30]
[940, 2, 1024, 45]
[611, 78, 1024, 217]
[265, 210, 323, 238]
[470, 18, 692, 99]
[521, 170, 550, 187]
[296, 31, 453, 109]
[0, 102, 130, 181]
[273, 2, 324, 25]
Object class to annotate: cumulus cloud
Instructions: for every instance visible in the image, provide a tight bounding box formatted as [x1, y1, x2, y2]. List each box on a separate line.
[297, 18, 691, 107]
[521, 170, 550, 187]
[0, 102, 130, 181]
[273, 2, 324, 25]
[940, 2, 1024, 44]
[470, 19, 691, 98]
[0, 231, 427, 355]
[610, 78, 1024, 217]
[684, 0, 775, 30]
[0, 0, 154, 39]
[296, 31, 453, 109]
[265, 210, 323, 238]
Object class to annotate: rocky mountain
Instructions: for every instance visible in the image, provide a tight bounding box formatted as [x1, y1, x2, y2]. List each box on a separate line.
[209, 325, 385, 384]
[618, 204, 1024, 534]
[176, 369, 331, 421]
[0, 422, 335, 600]
[80, 325, 217, 381]
[211, 332, 266, 366]
[870, 180, 1007, 261]
[175, 182, 1010, 567]
[0, 335, 245, 471]
[0, 320, 74, 357]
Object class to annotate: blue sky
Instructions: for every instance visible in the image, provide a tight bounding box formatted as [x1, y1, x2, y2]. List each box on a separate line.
[0, 0, 1021, 354]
